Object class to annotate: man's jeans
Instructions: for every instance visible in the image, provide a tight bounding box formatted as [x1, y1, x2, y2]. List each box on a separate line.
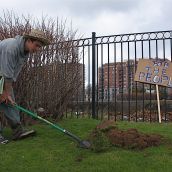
[0, 89, 20, 132]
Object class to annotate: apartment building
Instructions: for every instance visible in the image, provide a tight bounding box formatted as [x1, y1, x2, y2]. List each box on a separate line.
[98, 60, 137, 101]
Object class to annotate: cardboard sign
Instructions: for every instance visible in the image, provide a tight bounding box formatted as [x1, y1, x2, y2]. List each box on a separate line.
[134, 59, 172, 87]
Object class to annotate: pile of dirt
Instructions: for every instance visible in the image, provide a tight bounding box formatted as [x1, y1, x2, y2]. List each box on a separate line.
[88, 120, 163, 152]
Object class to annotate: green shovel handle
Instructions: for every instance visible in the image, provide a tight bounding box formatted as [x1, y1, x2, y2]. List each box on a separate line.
[14, 104, 65, 133]
[13, 104, 88, 147]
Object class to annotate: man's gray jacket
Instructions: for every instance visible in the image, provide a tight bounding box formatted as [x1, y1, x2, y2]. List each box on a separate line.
[0, 36, 29, 82]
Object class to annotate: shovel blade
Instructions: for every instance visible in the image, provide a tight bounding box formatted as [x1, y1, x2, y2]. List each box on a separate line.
[79, 140, 91, 149]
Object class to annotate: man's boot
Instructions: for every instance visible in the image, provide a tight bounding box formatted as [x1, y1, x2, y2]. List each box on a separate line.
[12, 125, 36, 140]
[0, 134, 9, 144]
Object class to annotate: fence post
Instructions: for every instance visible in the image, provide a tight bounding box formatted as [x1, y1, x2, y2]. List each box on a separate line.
[92, 32, 96, 119]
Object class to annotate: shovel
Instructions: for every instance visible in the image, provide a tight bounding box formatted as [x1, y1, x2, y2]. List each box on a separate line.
[14, 104, 91, 149]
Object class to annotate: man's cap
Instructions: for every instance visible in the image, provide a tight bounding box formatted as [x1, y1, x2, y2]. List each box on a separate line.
[23, 29, 50, 46]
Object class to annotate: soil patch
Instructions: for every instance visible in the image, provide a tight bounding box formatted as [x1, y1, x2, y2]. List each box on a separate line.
[88, 120, 164, 152]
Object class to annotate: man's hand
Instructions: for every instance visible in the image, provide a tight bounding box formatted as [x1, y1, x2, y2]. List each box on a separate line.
[0, 80, 15, 105]
[0, 91, 15, 105]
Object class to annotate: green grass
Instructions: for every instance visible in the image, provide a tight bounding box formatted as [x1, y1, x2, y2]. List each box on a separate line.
[1, 118, 172, 172]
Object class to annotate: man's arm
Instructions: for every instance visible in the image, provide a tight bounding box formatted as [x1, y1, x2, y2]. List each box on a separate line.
[4, 80, 13, 94]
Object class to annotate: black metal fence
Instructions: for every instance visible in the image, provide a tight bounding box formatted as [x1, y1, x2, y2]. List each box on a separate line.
[72, 30, 172, 122]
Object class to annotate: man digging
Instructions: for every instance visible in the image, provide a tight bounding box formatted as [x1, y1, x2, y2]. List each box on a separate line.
[0, 29, 50, 144]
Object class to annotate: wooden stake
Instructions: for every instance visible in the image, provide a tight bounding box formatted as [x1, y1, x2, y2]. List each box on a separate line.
[156, 85, 161, 123]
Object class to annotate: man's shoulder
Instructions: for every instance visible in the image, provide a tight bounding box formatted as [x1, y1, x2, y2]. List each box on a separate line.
[0, 37, 20, 52]
[1, 37, 16, 42]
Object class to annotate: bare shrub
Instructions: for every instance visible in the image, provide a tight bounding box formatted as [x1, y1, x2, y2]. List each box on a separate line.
[0, 10, 83, 121]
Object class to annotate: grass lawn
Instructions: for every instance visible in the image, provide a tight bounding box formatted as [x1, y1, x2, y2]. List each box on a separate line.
[1, 118, 172, 172]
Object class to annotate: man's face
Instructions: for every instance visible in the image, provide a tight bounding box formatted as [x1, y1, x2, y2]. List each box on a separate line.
[26, 40, 43, 53]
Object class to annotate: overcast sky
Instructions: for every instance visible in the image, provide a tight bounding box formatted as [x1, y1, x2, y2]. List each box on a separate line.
[0, 0, 172, 38]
